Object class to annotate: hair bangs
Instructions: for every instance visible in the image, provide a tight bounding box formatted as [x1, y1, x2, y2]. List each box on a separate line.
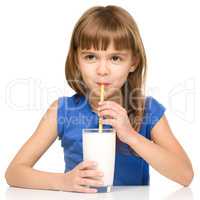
[75, 17, 135, 51]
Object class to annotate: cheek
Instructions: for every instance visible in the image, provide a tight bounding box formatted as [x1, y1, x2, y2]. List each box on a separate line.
[78, 65, 96, 87]
[79, 62, 90, 76]
[81, 67, 95, 80]
[112, 68, 129, 84]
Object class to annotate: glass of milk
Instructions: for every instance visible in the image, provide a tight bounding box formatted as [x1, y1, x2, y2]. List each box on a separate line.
[82, 128, 116, 193]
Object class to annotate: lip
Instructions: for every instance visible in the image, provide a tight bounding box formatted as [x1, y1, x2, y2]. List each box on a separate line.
[96, 82, 111, 86]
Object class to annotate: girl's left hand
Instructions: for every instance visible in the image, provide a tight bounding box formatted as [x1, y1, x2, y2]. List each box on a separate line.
[98, 101, 136, 144]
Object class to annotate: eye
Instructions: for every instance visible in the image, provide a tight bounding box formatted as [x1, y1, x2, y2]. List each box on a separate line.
[111, 56, 122, 63]
[84, 54, 96, 61]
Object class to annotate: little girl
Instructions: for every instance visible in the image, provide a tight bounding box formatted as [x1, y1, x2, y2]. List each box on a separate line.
[5, 5, 193, 193]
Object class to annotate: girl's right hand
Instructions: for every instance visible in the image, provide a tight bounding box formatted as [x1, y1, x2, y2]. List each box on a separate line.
[60, 160, 104, 193]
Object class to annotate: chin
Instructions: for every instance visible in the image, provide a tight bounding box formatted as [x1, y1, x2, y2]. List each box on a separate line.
[88, 83, 121, 98]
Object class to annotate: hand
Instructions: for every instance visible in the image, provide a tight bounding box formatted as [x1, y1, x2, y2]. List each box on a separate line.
[98, 100, 136, 144]
[60, 160, 104, 193]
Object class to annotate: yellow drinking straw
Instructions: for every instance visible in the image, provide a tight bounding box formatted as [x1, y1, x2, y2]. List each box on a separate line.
[99, 84, 104, 133]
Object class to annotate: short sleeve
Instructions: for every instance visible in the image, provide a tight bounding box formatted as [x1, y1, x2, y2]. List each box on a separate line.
[145, 96, 166, 139]
[57, 97, 66, 140]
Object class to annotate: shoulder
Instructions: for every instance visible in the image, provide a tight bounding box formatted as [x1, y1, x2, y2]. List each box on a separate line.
[56, 93, 85, 120]
[44, 99, 58, 119]
[56, 93, 85, 140]
[145, 96, 166, 115]
[58, 93, 84, 108]
[143, 96, 166, 137]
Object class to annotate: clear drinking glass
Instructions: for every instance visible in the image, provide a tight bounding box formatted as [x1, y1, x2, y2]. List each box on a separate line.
[82, 128, 116, 193]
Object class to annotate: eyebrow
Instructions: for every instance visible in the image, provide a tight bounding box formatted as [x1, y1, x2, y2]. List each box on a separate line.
[80, 51, 129, 56]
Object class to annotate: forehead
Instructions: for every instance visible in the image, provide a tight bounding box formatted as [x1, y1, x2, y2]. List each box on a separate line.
[78, 42, 132, 55]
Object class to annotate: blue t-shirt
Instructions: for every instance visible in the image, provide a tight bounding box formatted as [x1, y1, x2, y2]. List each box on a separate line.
[57, 93, 166, 185]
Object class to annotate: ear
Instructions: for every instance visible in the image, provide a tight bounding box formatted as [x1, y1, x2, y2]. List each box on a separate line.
[129, 66, 136, 72]
[129, 55, 139, 73]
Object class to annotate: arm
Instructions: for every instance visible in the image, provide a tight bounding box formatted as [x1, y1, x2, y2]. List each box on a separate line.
[127, 115, 194, 186]
[5, 100, 64, 191]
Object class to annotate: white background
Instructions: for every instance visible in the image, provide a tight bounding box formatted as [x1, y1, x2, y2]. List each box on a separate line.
[0, 0, 200, 199]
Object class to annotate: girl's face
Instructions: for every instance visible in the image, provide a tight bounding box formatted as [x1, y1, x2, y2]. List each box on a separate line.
[77, 42, 137, 99]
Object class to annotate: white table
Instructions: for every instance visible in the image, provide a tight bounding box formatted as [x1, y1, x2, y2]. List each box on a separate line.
[4, 186, 194, 200]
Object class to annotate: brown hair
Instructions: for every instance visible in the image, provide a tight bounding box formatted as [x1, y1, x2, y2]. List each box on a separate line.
[65, 5, 147, 132]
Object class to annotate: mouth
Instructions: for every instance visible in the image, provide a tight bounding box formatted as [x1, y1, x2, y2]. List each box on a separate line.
[96, 82, 111, 87]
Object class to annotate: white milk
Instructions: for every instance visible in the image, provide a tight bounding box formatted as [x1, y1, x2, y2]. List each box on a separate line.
[82, 129, 116, 188]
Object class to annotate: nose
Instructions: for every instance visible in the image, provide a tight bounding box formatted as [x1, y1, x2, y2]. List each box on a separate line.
[96, 59, 110, 76]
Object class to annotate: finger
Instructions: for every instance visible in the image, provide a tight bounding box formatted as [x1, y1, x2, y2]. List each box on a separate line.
[75, 185, 97, 193]
[99, 100, 124, 110]
[99, 109, 118, 119]
[79, 169, 104, 178]
[79, 178, 104, 188]
[91, 176, 105, 181]
[77, 161, 97, 170]
[98, 104, 120, 115]
[98, 101, 126, 113]
[101, 118, 115, 126]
